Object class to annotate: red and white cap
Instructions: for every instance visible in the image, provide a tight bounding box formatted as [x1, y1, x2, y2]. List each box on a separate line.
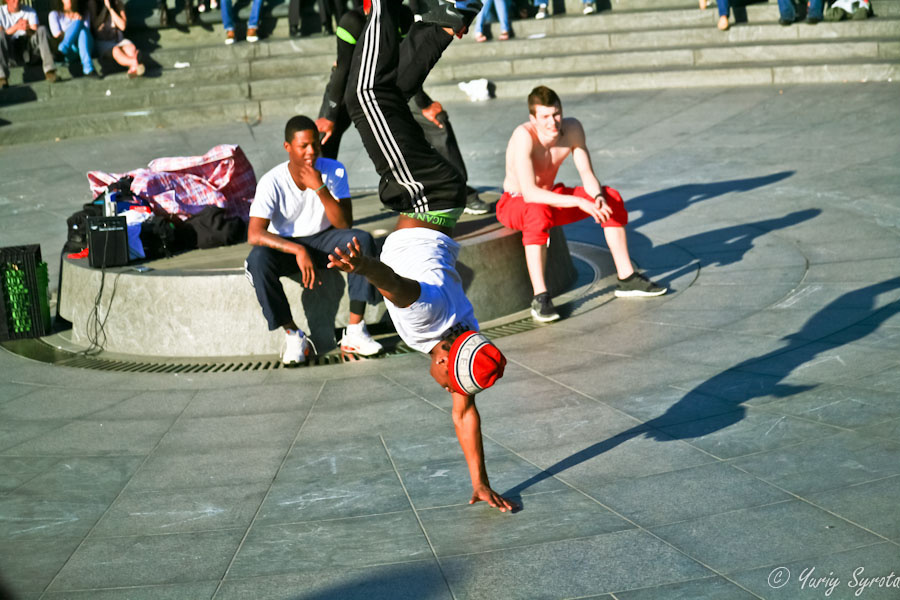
[448, 331, 507, 395]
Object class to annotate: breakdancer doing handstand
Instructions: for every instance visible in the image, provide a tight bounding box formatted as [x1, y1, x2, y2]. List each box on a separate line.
[328, 0, 518, 512]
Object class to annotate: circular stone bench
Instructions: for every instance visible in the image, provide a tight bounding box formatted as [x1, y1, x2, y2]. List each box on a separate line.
[56, 193, 576, 358]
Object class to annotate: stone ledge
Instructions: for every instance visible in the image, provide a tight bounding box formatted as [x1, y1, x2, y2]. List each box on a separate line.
[57, 220, 577, 358]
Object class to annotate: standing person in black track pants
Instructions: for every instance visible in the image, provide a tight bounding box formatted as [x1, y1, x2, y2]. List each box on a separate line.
[317, 2, 490, 214]
[342, 0, 486, 221]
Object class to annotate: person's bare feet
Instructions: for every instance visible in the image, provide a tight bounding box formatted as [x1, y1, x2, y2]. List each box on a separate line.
[717, 14, 729, 30]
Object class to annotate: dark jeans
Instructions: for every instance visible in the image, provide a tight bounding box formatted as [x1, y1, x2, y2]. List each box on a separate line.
[244, 227, 378, 330]
[778, 0, 823, 20]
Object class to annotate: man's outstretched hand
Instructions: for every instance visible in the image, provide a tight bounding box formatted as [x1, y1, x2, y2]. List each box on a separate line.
[470, 485, 519, 513]
[327, 237, 366, 274]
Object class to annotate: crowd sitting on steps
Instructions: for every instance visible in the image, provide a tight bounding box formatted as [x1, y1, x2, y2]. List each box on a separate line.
[0, 0, 145, 87]
[1, 0, 874, 87]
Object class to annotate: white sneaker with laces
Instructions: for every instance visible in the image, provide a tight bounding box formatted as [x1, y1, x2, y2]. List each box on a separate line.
[282, 330, 312, 366]
[583, 1, 596, 14]
[340, 323, 383, 356]
[535, 4, 548, 18]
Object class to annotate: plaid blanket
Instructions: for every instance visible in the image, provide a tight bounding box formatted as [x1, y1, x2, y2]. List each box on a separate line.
[87, 145, 257, 221]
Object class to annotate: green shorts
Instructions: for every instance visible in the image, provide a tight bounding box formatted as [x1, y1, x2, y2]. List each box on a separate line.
[399, 207, 465, 229]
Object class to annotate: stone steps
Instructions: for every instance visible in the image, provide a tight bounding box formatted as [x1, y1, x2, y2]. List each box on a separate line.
[1, 1, 897, 144]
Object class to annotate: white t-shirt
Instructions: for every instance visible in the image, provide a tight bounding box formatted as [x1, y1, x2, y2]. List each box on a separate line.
[0, 5, 38, 39]
[380, 227, 478, 354]
[249, 157, 349, 239]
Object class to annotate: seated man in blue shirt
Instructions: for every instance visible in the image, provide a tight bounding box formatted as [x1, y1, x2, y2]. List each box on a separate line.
[245, 115, 383, 365]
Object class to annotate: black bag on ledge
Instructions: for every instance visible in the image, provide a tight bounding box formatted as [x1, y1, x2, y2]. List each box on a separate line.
[184, 207, 247, 249]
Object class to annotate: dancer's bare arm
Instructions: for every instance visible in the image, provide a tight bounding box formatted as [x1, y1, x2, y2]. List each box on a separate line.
[327, 238, 420, 307]
[452, 391, 518, 513]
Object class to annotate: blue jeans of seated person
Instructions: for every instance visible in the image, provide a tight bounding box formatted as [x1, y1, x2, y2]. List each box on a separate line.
[716, 0, 729, 17]
[245, 227, 379, 331]
[777, 0, 823, 20]
[221, 0, 263, 32]
[474, 0, 511, 34]
[58, 20, 94, 75]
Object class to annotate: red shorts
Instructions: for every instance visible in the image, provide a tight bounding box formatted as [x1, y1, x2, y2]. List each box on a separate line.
[496, 184, 628, 246]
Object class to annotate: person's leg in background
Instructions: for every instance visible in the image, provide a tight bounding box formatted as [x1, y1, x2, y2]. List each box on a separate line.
[221, 0, 236, 42]
[246, 0, 264, 41]
[716, 0, 730, 29]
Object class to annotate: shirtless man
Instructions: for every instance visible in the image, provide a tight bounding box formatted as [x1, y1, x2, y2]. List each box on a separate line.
[497, 85, 666, 322]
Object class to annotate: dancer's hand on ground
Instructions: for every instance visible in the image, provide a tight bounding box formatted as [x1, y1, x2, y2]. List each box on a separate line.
[295, 247, 317, 288]
[470, 485, 519, 513]
[316, 117, 334, 144]
[422, 102, 444, 128]
[328, 237, 366, 274]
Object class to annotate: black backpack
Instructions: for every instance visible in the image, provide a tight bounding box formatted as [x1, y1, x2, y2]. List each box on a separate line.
[64, 202, 104, 253]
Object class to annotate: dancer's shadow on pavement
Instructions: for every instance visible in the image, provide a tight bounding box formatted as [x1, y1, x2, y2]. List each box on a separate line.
[504, 276, 900, 502]
[282, 561, 447, 599]
[564, 172, 799, 290]
[643, 207, 821, 285]
[565, 171, 795, 246]
[627, 171, 795, 230]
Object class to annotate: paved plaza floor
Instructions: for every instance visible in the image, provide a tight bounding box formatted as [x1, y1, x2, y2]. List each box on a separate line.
[1, 84, 899, 599]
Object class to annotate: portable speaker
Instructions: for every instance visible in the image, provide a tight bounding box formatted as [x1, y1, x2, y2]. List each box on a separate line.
[86, 216, 129, 268]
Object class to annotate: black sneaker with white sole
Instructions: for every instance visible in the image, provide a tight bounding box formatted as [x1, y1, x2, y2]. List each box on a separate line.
[530, 292, 560, 322]
[421, 0, 483, 33]
[464, 194, 490, 215]
[615, 272, 667, 298]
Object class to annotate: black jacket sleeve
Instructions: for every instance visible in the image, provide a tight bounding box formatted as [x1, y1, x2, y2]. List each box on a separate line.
[318, 10, 365, 122]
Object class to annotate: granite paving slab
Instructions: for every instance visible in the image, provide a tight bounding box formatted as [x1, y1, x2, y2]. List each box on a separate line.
[657, 408, 845, 460]
[398, 454, 570, 509]
[420, 488, 634, 557]
[439, 529, 712, 599]
[650, 500, 882, 574]
[254, 469, 411, 525]
[10, 456, 145, 503]
[215, 561, 452, 600]
[730, 431, 900, 497]
[0, 537, 85, 594]
[226, 512, 432, 578]
[805, 475, 900, 543]
[41, 582, 220, 600]
[90, 482, 270, 537]
[587, 461, 791, 528]
[612, 576, 759, 600]
[47, 529, 246, 591]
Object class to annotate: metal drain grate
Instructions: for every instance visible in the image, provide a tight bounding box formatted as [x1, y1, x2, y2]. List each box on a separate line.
[3, 316, 547, 373]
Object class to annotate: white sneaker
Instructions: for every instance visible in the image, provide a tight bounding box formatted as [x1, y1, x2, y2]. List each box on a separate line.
[282, 330, 313, 366]
[583, 1, 596, 14]
[340, 323, 383, 356]
[535, 4, 548, 19]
